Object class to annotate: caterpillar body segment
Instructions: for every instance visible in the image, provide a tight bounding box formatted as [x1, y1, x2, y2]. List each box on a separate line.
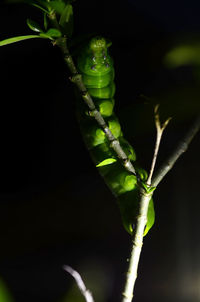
[77, 36, 155, 235]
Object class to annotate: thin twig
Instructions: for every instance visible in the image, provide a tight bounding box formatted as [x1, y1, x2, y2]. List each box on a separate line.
[152, 115, 200, 187]
[63, 265, 94, 302]
[147, 104, 171, 185]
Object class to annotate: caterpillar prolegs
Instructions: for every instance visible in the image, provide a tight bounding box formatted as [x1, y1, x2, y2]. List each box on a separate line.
[76, 37, 155, 235]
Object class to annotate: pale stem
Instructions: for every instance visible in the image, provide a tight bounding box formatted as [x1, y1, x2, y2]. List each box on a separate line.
[122, 105, 172, 302]
[63, 265, 94, 302]
[152, 115, 200, 187]
[122, 193, 152, 302]
[147, 104, 171, 185]
[122, 115, 200, 302]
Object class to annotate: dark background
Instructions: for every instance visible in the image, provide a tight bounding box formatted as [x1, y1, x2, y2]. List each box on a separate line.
[0, 0, 199, 301]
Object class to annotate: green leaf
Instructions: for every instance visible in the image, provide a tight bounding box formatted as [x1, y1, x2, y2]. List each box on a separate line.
[164, 44, 200, 68]
[45, 28, 62, 38]
[31, 3, 50, 13]
[59, 3, 73, 26]
[39, 32, 53, 39]
[27, 18, 42, 32]
[58, 3, 73, 37]
[5, 0, 50, 13]
[143, 198, 155, 236]
[135, 166, 148, 181]
[0, 35, 42, 46]
[43, 12, 48, 30]
[147, 186, 156, 194]
[96, 158, 117, 167]
[36, 0, 50, 10]
[47, 0, 66, 14]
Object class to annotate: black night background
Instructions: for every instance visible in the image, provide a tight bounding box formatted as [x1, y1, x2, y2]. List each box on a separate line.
[0, 0, 199, 301]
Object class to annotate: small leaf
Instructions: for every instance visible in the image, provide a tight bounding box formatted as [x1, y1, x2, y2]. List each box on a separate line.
[47, 0, 66, 14]
[141, 182, 156, 194]
[6, 0, 50, 13]
[36, 0, 50, 10]
[59, 3, 73, 37]
[96, 158, 117, 167]
[143, 198, 155, 236]
[39, 32, 53, 40]
[59, 4, 73, 26]
[43, 12, 48, 31]
[32, 3, 49, 13]
[0, 35, 42, 46]
[106, 39, 112, 48]
[45, 28, 62, 38]
[147, 186, 156, 194]
[26, 18, 42, 32]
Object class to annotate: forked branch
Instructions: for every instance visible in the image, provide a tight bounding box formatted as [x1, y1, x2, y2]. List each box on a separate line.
[147, 104, 171, 185]
[122, 105, 170, 302]
[122, 111, 200, 302]
[152, 115, 200, 187]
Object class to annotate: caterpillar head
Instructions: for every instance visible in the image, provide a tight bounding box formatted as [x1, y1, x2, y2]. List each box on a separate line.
[89, 36, 107, 54]
[89, 36, 112, 72]
[77, 36, 113, 76]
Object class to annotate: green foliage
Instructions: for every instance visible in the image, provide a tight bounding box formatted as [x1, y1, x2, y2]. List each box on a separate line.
[27, 18, 62, 38]
[0, 35, 43, 46]
[43, 12, 48, 30]
[0, 27, 62, 46]
[42, 28, 62, 38]
[164, 43, 200, 67]
[60, 3, 73, 23]
[59, 3, 73, 37]
[0, 278, 14, 302]
[3, 0, 74, 42]
[47, 0, 66, 14]
[96, 158, 117, 167]
[144, 198, 155, 236]
[1, 0, 155, 238]
[26, 18, 43, 32]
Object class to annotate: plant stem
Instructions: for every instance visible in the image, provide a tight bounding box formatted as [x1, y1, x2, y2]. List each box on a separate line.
[122, 106, 170, 302]
[48, 11, 60, 30]
[55, 36, 137, 176]
[54, 36, 200, 302]
[122, 192, 152, 302]
[147, 104, 171, 185]
[63, 265, 94, 302]
[152, 115, 200, 187]
[122, 115, 200, 302]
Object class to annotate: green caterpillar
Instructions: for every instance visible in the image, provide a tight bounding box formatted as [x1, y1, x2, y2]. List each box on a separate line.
[77, 37, 155, 236]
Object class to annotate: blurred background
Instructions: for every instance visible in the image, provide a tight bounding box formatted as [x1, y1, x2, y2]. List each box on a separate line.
[0, 0, 199, 301]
